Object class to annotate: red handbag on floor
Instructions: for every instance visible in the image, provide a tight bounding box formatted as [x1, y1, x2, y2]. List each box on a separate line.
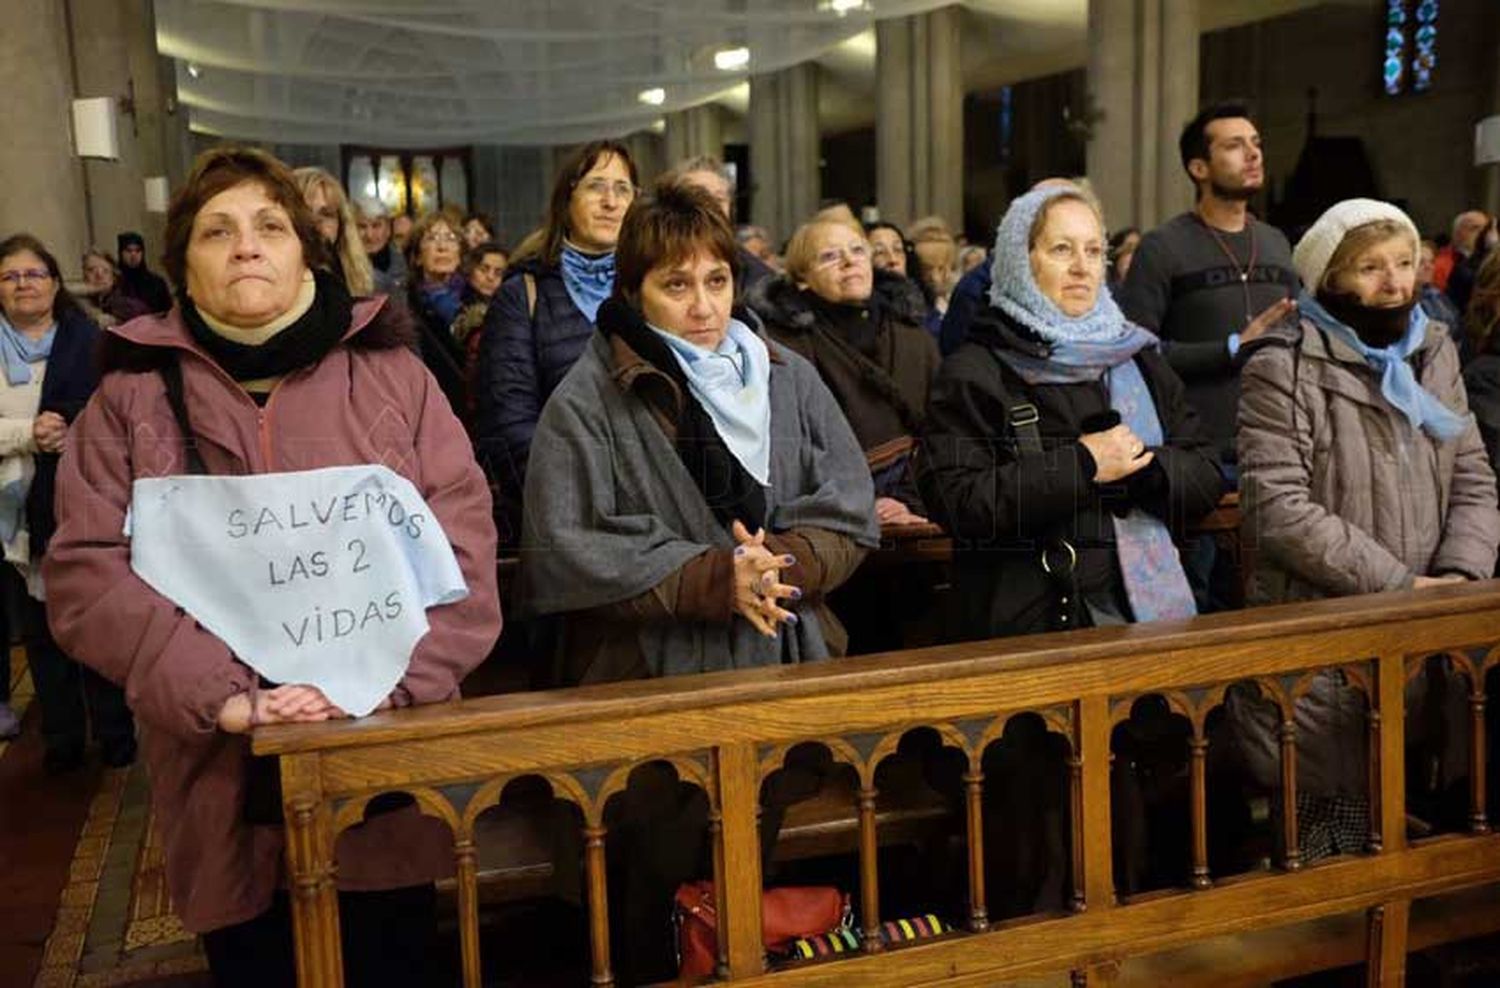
[674, 880, 849, 982]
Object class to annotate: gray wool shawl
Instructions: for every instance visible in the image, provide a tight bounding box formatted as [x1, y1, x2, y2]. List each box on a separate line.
[518, 332, 879, 676]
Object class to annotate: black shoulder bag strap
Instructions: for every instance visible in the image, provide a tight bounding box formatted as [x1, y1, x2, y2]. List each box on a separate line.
[986, 349, 1080, 630]
[159, 357, 207, 476]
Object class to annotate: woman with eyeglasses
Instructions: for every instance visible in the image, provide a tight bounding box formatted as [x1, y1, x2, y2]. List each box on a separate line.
[918, 184, 1222, 641]
[748, 218, 939, 527]
[402, 211, 471, 421]
[474, 139, 638, 542]
[0, 234, 135, 769]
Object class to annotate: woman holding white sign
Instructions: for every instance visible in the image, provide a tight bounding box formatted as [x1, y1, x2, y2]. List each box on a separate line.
[44, 147, 501, 988]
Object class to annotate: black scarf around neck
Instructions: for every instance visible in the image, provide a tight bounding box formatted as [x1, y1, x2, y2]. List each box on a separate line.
[181, 268, 354, 382]
[1315, 290, 1417, 350]
[597, 297, 767, 531]
[369, 243, 393, 273]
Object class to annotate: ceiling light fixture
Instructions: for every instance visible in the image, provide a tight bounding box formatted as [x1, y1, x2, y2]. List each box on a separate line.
[714, 47, 751, 71]
[638, 87, 666, 106]
[820, 0, 869, 16]
[186, 62, 202, 79]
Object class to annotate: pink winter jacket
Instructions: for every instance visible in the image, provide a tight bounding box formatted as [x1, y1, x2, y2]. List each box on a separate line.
[43, 297, 501, 933]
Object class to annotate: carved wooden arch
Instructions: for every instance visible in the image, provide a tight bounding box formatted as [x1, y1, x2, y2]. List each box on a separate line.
[1109, 690, 1201, 736]
[331, 785, 460, 842]
[1249, 675, 1294, 719]
[593, 755, 716, 826]
[1483, 642, 1500, 677]
[759, 736, 866, 787]
[973, 707, 1076, 759]
[460, 771, 593, 837]
[1289, 664, 1376, 706]
[864, 722, 977, 780]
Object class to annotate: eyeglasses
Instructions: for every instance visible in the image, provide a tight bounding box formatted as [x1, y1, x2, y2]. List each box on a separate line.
[422, 230, 460, 246]
[813, 242, 870, 269]
[0, 269, 51, 286]
[576, 178, 638, 202]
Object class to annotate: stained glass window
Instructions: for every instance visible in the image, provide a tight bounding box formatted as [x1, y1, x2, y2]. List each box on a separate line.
[1384, 0, 1438, 96]
[1413, 0, 1439, 92]
[1384, 0, 1407, 95]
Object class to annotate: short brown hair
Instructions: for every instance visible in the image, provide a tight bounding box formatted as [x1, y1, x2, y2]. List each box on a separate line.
[614, 178, 738, 307]
[1321, 219, 1416, 293]
[0, 233, 83, 321]
[512, 139, 638, 267]
[1466, 249, 1500, 355]
[164, 146, 327, 292]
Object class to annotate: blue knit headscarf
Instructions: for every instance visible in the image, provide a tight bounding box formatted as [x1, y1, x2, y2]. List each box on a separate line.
[987, 185, 1158, 384]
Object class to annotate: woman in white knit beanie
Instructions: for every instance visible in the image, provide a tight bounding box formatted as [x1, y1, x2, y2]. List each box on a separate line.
[1229, 198, 1498, 863]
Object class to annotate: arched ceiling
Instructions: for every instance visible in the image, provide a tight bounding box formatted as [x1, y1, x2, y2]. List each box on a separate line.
[160, 0, 958, 145]
[160, 0, 1345, 147]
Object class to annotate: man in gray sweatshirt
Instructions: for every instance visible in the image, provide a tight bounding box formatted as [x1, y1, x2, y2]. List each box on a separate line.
[1117, 103, 1300, 474]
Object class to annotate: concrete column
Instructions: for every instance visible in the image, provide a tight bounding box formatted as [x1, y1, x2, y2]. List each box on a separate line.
[1087, 0, 1200, 231]
[663, 104, 724, 169]
[622, 130, 664, 186]
[748, 63, 820, 242]
[0, 0, 89, 278]
[876, 7, 964, 231]
[73, 0, 150, 256]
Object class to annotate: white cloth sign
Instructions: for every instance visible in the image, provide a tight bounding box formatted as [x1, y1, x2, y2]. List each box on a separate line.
[126, 464, 468, 716]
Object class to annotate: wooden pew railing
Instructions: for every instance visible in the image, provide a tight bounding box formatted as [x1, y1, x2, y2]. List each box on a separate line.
[256, 580, 1500, 987]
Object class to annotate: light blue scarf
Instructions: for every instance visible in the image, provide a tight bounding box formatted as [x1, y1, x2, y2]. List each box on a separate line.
[651, 318, 772, 485]
[560, 242, 616, 323]
[988, 183, 1195, 623]
[1298, 291, 1468, 443]
[0, 314, 55, 386]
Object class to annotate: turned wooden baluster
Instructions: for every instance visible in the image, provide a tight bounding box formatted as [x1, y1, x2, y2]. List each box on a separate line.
[963, 768, 988, 932]
[454, 835, 482, 988]
[1367, 708, 1383, 852]
[282, 755, 343, 988]
[1068, 754, 1086, 912]
[1470, 685, 1490, 835]
[1189, 735, 1211, 889]
[583, 824, 613, 987]
[1280, 716, 1303, 871]
[858, 783, 882, 953]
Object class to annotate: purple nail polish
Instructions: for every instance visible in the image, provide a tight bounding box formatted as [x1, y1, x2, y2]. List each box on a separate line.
[785, 612, 799, 624]
[789, 587, 803, 600]
[734, 546, 745, 558]
[782, 554, 796, 566]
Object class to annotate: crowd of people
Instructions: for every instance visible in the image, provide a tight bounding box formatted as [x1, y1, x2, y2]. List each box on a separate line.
[0, 98, 1497, 985]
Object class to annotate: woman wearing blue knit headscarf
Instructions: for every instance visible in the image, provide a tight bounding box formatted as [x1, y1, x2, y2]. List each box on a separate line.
[1232, 199, 1498, 860]
[918, 184, 1224, 642]
[917, 184, 1224, 910]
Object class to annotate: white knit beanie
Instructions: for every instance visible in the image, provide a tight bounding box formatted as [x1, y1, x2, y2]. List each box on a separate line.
[1291, 198, 1420, 291]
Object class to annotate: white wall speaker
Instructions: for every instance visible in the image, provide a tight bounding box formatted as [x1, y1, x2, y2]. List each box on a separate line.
[71, 97, 120, 160]
[144, 176, 170, 213]
[1476, 115, 1500, 167]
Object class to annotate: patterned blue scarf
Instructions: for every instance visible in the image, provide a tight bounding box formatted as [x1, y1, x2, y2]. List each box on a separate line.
[560, 242, 616, 323]
[651, 318, 773, 485]
[418, 274, 465, 328]
[0, 313, 55, 386]
[1298, 291, 1467, 442]
[988, 184, 1196, 623]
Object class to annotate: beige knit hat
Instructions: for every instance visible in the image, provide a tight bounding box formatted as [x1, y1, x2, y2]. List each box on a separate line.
[1291, 198, 1420, 291]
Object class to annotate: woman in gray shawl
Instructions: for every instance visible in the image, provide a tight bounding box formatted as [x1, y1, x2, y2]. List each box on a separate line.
[518, 178, 877, 983]
[520, 181, 878, 686]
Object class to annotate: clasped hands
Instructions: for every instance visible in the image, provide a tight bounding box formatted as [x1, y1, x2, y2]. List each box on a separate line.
[730, 519, 802, 639]
[33, 411, 67, 454]
[218, 684, 393, 734]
